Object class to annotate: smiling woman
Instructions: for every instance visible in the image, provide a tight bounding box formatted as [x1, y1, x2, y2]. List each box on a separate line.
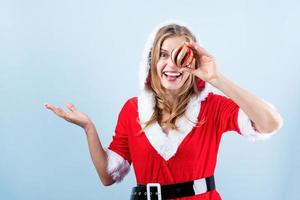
[143, 25, 206, 134]
[44, 20, 283, 200]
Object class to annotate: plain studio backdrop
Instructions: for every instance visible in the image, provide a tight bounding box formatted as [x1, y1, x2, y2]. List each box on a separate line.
[0, 0, 299, 199]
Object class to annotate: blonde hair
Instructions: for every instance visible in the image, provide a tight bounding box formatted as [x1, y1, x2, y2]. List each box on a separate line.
[140, 24, 203, 134]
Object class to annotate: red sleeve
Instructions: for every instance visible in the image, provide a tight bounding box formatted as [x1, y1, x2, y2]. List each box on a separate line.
[108, 99, 133, 163]
[211, 93, 241, 135]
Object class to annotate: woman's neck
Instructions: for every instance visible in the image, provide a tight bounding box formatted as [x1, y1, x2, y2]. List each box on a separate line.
[164, 90, 178, 105]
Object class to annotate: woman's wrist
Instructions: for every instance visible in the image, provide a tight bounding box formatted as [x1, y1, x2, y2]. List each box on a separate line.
[207, 71, 224, 88]
[84, 121, 95, 133]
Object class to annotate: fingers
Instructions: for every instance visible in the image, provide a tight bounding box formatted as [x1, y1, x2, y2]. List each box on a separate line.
[189, 58, 196, 69]
[44, 102, 55, 110]
[66, 102, 76, 112]
[179, 66, 194, 74]
[44, 102, 70, 119]
[185, 41, 213, 58]
[202, 54, 214, 63]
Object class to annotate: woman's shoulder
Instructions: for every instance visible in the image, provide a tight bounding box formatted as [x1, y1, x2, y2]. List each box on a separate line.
[125, 96, 138, 105]
[199, 91, 235, 110]
[116, 97, 139, 121]
[121, 96, 138, 111]
[205, 91, 231, 102]
[202, 91, 239, 115]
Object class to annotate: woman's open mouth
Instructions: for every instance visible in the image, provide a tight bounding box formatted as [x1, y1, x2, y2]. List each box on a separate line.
[162, 71, 182, 82]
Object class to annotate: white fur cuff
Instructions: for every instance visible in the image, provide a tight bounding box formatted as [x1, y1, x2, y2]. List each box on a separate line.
[237, 100, 283, 141]
[105, 149, 130, 183]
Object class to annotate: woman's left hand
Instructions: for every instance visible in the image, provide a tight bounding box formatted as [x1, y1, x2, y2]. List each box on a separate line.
[179, 41, 220, 84]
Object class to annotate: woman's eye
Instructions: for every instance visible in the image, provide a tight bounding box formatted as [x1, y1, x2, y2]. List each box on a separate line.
[160, 52, 168, 58]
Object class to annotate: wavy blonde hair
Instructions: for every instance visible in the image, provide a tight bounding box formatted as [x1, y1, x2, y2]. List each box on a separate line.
[140, 24, 204, 133]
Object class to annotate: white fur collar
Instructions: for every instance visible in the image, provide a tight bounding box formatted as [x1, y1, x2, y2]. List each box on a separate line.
[137, 86, 211, 161]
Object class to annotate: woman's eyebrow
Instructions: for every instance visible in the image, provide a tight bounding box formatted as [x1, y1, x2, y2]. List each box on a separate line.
[160, 48, 169, 52]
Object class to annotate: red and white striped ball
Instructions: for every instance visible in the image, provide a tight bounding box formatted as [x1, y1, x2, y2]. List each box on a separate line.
[171, 44, 194, 68]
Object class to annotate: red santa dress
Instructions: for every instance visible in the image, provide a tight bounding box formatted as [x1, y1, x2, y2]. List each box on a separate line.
[105, 21, 282, 200]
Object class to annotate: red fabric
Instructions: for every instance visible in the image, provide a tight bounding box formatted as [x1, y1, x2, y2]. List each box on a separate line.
[108, 92, 241, 200]
[196, 78, 205, 91]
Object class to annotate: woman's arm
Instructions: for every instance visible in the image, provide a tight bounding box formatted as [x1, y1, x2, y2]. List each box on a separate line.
[180, 41, 283, 134]
[84, 122, 115, 186]
[210, 73, 283, 133]
[44, 102, 115, 186]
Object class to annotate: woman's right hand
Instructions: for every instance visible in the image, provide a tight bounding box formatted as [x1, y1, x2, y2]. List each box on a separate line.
[44, 102, 93, 130]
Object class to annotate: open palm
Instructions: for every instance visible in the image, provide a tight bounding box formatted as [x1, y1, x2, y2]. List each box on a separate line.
[44, 102, 92, 129]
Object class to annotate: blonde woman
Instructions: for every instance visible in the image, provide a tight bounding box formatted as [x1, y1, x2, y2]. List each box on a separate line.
[44, 21, 283, 200]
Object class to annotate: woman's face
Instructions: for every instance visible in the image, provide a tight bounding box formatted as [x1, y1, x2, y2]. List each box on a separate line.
[156, 36, 190, 93]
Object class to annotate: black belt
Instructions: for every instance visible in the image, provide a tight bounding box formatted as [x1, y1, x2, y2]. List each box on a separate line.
[130, 175, 215, 200]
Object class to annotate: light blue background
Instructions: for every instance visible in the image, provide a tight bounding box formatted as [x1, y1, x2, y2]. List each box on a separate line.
[0, 0, 299, 199]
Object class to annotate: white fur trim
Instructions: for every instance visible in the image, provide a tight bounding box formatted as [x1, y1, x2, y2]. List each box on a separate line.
[105, 148, 130, 183]
[237, 100, 283, 141]
[138, 19, 201, 92]
[138, 85, 211, 161]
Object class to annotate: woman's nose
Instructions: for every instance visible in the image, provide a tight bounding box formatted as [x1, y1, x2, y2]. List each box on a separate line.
[167, 57, 181, 70]
[167, 56, 176, 67]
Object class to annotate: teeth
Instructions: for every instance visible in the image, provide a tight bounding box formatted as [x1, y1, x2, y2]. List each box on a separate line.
[163, 72, 182, 77]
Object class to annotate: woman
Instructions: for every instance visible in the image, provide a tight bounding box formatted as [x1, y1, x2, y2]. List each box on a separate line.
[44, 21, 283, 200]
